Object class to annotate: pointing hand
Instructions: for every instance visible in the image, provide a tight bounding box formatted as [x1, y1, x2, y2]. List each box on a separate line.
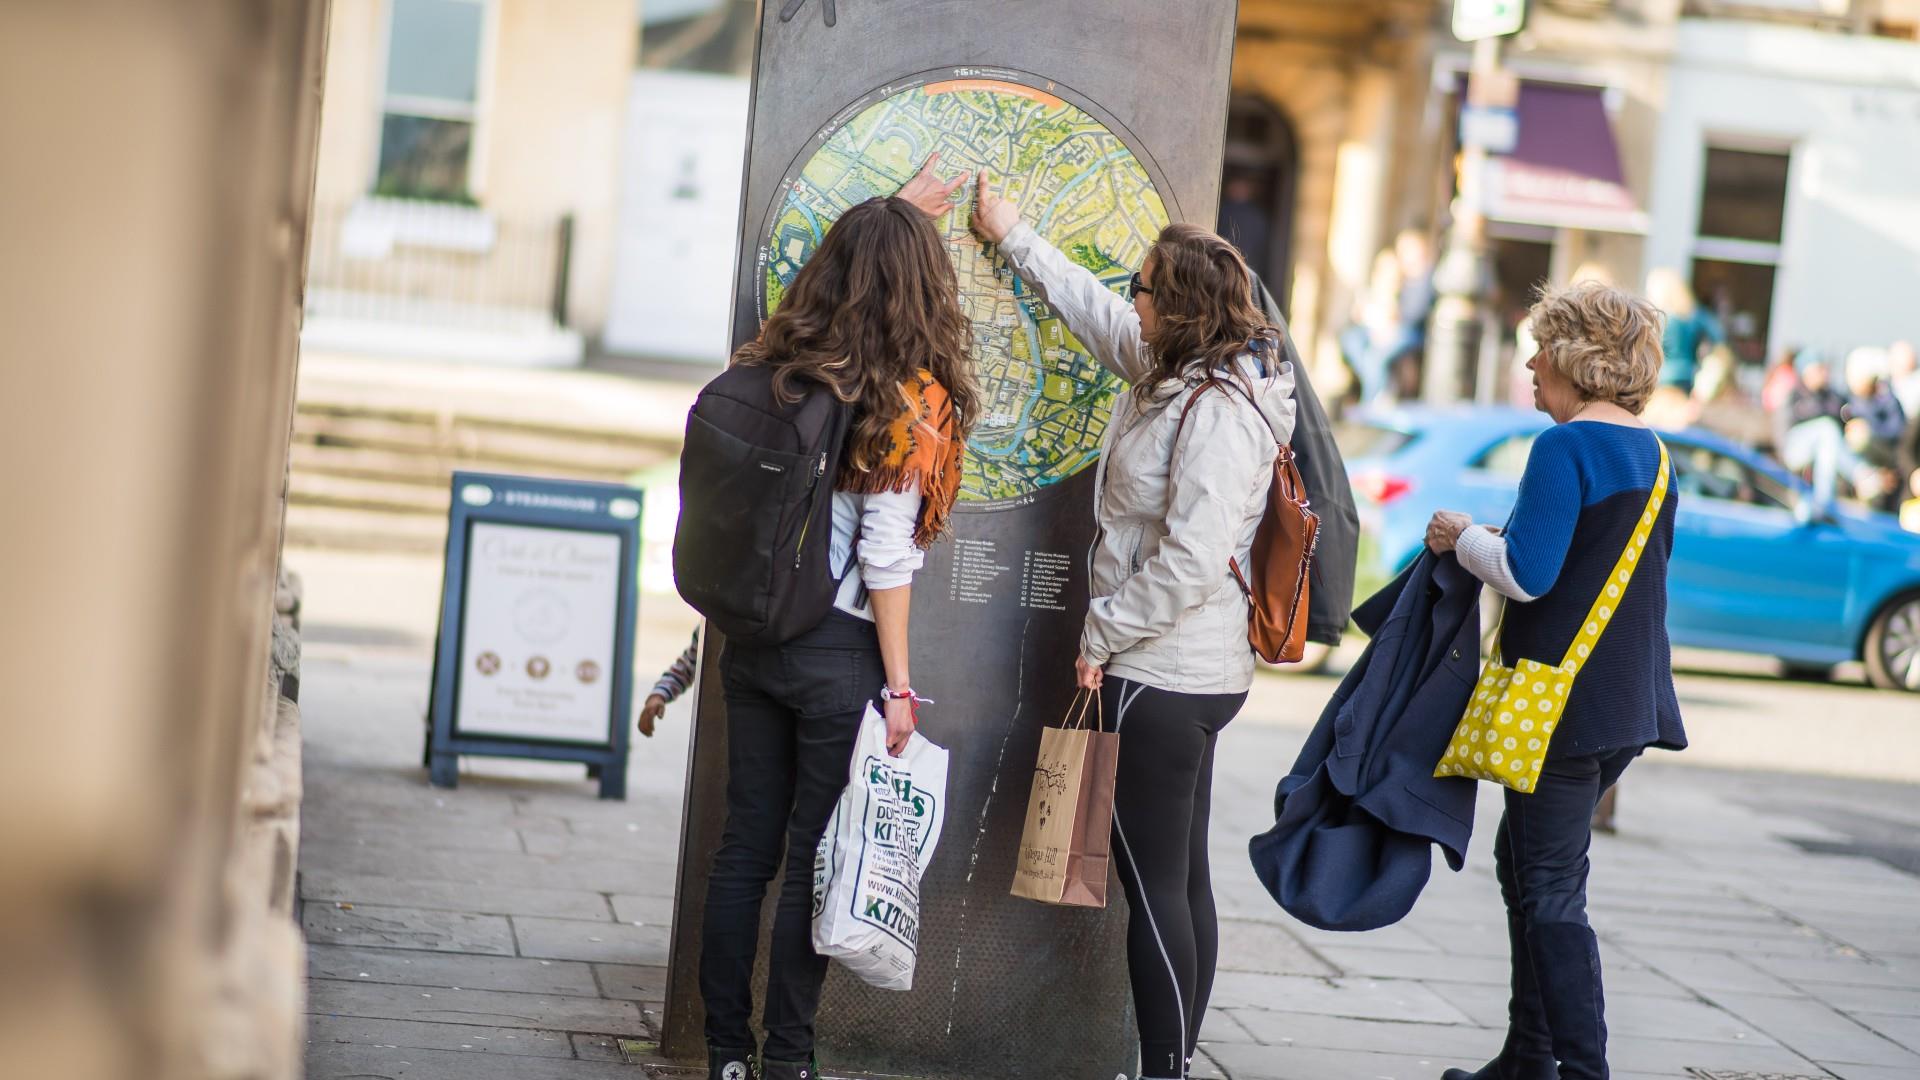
[899, 153, 968, 219]
[971, 169, 1021, 244]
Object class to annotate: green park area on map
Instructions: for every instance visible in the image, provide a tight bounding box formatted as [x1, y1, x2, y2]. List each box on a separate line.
[765, 80, 1169, 502]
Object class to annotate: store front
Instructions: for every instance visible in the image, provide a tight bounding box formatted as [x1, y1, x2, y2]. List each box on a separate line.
[1647, 19, 1920, 360]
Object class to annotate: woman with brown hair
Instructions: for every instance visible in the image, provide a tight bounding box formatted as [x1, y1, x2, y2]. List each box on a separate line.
[700, 186, 978, 1080]
[969, 173, 1295, 1080]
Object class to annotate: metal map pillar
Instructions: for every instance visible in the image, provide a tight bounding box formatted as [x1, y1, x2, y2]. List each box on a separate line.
[663, 3, 1239, 1076]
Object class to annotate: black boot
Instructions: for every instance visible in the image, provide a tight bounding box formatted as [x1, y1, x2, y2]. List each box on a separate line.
[760, 1056, 818, 1080]
[1440, 910, 1557, 1080]
[1528, 922, 1609, 1080]
[708, 1046, 756, 1080]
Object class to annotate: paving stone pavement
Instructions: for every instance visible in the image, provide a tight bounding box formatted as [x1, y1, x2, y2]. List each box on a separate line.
[299, 611, 1920, 1080]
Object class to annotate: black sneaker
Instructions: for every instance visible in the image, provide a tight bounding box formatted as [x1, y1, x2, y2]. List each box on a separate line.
[760, 1056, 818, 1080]
[708, 1046, 756, 1080]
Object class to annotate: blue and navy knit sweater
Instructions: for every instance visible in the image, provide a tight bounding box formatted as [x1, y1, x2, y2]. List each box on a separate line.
[1501, 422, 1686, 756]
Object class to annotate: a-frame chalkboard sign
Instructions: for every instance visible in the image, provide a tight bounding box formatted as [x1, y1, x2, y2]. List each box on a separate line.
[425, 471, 643, 800]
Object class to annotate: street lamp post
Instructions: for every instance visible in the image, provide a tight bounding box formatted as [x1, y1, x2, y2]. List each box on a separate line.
[1426, 0, 1525, 405]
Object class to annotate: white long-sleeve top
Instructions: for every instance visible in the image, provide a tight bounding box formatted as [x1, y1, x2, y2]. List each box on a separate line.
[1454, 525, 1535, 602]
[828, 482, 925, 620]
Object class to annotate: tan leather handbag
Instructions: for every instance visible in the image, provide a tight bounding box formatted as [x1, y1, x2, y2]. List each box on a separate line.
[1173, 378, 1320, 663]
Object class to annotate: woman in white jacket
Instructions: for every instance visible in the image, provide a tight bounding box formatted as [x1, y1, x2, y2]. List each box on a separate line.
[971, 173, 1296, 1080]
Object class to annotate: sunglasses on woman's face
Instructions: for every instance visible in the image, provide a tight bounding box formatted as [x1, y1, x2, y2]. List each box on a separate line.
[1127, 272, 1154, 301]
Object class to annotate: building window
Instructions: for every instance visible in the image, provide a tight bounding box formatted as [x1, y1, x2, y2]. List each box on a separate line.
[376, 0, 486, 203]
[1692, 146, 1790, 363]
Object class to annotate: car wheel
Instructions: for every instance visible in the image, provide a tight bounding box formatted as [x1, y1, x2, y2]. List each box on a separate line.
[1864, 591, 1920, 693]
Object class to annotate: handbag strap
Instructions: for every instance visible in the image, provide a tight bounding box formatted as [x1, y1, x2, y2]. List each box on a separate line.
[1169, 377, 1224, 450]
[1558, 438, 1670, 674]
[1171, 373, 1301, 598]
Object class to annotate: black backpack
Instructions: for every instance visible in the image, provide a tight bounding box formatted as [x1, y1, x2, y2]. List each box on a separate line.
[673, 363, 853, 645]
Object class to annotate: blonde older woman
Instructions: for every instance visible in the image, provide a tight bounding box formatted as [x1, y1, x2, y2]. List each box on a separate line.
[1425, 282, 1687, 1080]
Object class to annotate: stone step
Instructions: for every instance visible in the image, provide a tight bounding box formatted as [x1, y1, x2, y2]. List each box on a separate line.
[294, 406, 675, 478]
[290, 472, 449, 517]
[288, 354, 694, 553]
[288, 441, 640, 489]
[284, 503, 448, 554]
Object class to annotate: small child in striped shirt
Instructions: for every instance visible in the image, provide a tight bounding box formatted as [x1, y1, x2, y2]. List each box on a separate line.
[639, 628, 699, 737]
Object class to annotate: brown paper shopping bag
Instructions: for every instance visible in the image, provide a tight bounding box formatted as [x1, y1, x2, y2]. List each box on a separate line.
[1010, 688, 1120, 908]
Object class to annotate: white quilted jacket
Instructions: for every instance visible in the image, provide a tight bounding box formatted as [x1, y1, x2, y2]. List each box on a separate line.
[999, 223, 1297, 694]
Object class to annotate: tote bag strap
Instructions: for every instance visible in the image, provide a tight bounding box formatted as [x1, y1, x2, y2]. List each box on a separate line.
[1559, 437, 1670, 674]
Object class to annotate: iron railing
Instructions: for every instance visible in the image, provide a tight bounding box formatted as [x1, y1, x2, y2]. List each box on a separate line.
[305, 199, 574, 331]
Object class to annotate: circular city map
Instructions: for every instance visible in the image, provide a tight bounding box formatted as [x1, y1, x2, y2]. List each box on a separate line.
[759, 69, 1171, 504]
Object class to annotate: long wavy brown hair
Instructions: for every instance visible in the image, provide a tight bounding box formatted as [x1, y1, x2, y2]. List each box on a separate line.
[733, 196, 978, 477]
[1138, 222, 1282, 398]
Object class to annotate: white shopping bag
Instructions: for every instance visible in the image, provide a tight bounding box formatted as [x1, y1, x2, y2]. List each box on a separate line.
[810, 702, 949, 990]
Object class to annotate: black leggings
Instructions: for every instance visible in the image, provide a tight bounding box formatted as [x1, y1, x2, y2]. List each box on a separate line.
[1101, 676, 1248, 1080]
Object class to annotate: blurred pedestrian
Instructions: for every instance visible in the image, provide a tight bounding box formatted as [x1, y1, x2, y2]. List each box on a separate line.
[1428, 281, 1685, 1080]
[1841, 348, 1906, 511]
[1760, 343, 1802, 416]
[1902, 469, 1920, 534]
[1893, 342, 1920, 489]
[1217, 172, 1272, 282]
[1779, 350, 1869, 516]
[1341, 249, 1407, 402]
[1890, 340, 1920, 421]
[1390, 229, 1436, 398]
[1646, 268, 1723, 394]
[1690, 345, 1772, 449]
[1844, 346, 1907, 467]
[638, 629, 699, 738]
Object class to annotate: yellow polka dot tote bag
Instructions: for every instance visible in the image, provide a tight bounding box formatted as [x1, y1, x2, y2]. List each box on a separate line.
[1435, 439, 1669, 793]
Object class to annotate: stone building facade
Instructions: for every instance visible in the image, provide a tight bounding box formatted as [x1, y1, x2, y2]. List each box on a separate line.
[306, 0, 638, 364]
[0, 2, 328, 1078]
[1231, 0, 1920, 393]
[1232, 0, 1443, 386]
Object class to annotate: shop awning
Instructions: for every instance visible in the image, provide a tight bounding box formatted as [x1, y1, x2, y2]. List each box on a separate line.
[1484, 82, 1647, 234]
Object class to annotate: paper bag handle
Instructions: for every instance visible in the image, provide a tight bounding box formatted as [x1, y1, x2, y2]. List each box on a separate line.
[1061, 686, 1104, 732]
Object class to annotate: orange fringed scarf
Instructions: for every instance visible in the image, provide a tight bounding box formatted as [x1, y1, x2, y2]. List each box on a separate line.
[839, 369, 962, 549]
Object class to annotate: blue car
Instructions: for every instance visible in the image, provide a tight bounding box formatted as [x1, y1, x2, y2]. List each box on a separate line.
[1341, 405, 1920, 692]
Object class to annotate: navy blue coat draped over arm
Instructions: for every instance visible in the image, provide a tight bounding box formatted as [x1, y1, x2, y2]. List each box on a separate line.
[1248, 552, 1484, 931]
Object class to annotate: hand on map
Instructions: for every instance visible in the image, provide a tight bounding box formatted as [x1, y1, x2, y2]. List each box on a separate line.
[971, 170, 1021, 245]
[899, 153, 968, 219]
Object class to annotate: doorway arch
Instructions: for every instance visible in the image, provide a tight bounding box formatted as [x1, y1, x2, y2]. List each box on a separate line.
[1218, 95, 1299, 318]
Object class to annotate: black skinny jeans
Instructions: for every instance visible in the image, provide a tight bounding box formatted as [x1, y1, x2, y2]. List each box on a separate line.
[1492, 747, 1639, 1076]
[1496, 749, 1637, 928]
[700, 611, 884, 1061]
[1101, 676, 1249, 1080]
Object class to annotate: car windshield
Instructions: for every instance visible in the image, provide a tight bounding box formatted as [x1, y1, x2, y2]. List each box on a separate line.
[1334, 421, 1415, 460]
[1472, 432, 1538, 478]
[1669, 442, 1796, 512]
